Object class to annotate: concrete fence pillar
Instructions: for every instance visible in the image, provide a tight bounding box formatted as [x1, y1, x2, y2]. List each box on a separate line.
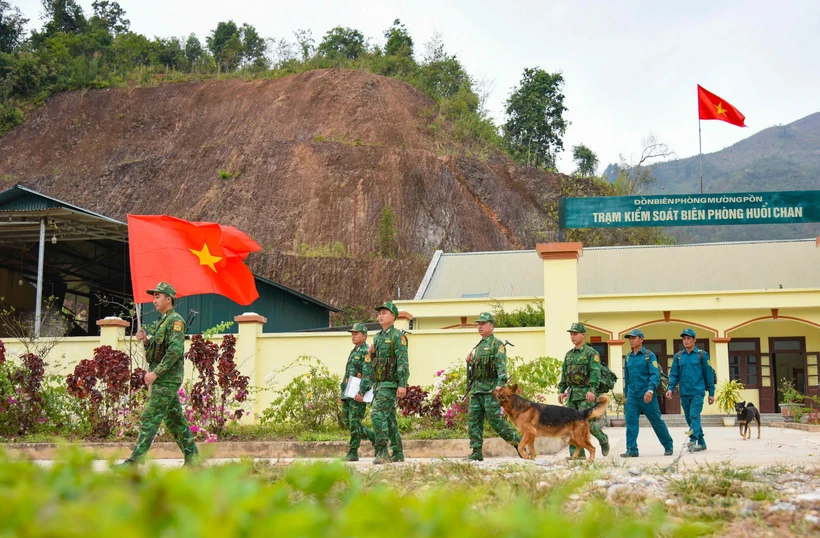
[233, 313, 267, 419]
[536, 242, 583, 360]
[396, 310, 413, 332]
[96, 317, 129, 350]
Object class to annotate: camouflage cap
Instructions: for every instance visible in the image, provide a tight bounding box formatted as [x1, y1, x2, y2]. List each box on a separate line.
[348, 322, 368, 336]
[146, 281, 177, 299]
[474, 312, 495, 324]
[375, 300, 399, 318]
[680, 328, 697, 338]
[567, 322, 586, 334]
[624, 328, 645, 338]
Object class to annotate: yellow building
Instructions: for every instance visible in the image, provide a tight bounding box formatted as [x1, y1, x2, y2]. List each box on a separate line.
[399, 239, 820, 415]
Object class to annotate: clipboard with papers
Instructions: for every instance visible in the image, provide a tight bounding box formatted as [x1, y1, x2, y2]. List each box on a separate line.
[344, 376, 374, 403]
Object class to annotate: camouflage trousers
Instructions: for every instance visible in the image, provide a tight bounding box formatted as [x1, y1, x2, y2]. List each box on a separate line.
[371, 386, 403, 454]
[342, 398, 375, 450]
[127, 384, 199, 463]
[468, 392, 522, 450]
[566, 397, 608, 457]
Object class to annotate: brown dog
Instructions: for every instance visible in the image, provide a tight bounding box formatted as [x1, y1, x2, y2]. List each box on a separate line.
[492, 384, 609, 461]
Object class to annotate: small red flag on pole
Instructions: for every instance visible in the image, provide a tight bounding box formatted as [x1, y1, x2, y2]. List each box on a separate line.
[697, 85, 746, 127]
[128, 215, 261, 305]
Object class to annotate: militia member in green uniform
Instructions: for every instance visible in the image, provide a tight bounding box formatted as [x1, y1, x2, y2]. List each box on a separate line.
[557, 322, 610, 459]
[340, 322, 376, 461]
[464, 312, 522, 461]
[119, 282, 199, 466]
[358, 301, 408, 464]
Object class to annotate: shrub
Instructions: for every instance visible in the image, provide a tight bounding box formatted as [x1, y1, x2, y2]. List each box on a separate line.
[65, 345, 147, 439]
[260, 356, 343, 429]
[0, 451, 712, 536]
[491, 301, 545, 328]
[0, 351, 45, 436]
[396, 385, 443, 419]
[184, 334, 249, 439]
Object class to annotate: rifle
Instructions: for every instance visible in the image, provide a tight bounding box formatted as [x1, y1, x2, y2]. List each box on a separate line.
[183, 309, 199, 341]
[462, 339, 482, 402]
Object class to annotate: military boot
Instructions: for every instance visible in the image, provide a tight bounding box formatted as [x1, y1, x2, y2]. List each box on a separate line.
[464, 450, 484, 461]
[343, 449, 359, 462]
[113, 458, 141, 468]
[373, 447, 391, 465]
[389, 451, 405, 462]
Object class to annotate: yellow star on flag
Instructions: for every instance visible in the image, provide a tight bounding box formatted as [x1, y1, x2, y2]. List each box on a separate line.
[190, 243, 222, 273]
[715, 102, 727, 116]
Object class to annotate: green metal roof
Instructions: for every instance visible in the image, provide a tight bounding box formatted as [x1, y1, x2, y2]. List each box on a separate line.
[0, 184, 128, 244]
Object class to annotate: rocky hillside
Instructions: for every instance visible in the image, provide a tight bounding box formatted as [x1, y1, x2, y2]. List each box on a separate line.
[0, 69, 622, 310]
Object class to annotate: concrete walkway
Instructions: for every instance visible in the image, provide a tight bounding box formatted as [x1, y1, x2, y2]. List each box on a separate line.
[29, 426, 820, 471]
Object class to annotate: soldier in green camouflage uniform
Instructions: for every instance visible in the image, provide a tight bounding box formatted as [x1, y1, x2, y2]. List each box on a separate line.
[359, 301, 408, 464]
[464, 312, 522, 461]
[557, 322, 610, 459]
[340, 322, 376, 461]
[119, 282, 199, 466]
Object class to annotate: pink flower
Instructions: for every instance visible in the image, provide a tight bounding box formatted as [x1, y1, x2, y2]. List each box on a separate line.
[190, 425, 199, 433]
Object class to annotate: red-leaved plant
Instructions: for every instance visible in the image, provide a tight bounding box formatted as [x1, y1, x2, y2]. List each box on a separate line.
[66, 345, 147, 438]
[185, 334, 249, 439]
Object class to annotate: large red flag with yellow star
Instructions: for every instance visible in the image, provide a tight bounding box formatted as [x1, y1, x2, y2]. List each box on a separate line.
[697, 85, 746, 127]
[128, 215, 261, 305]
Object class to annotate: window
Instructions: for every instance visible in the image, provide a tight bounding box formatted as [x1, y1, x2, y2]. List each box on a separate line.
[728, 338, 760, 388]
[589, 343, 609, 366]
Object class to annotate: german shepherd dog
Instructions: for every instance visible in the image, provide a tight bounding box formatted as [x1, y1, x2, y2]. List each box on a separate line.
[735, 401, 761, 440]
[492, 384, 609, 461]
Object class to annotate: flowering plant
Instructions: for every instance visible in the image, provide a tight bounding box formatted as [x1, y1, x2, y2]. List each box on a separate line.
[260, 356, 344, 429]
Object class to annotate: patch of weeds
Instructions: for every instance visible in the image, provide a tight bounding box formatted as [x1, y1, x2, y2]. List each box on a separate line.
[312, 134, 325, 142]
[668, 461, 766, 521]
[296, 431, 347, 442]
[218, 169, 238, 180]
[1, 174, 12, 183]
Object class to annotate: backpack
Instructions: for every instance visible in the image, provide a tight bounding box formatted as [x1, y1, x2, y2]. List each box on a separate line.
[597, 364, 618, 394]
[672, 349, 715, 390]
[645, 354, 669, 399]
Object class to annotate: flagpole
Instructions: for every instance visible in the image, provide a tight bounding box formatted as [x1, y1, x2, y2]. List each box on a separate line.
[698, 119, 703, 194]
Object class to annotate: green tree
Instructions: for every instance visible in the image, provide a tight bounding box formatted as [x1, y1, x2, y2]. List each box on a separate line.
[39, 0, 87, 36]
[184, 33, 204, 67]
[90, 0, 129, 35]
[0, 1, 28, 53]
[206, 20, 242, 71]
[376, 205, 398, 258]
[153, 36, 184, 70]
[317, 26, 366, 60]
[293, 29, 314, 62]
[418, 33, 471, 102]
[572, 144, 598, 177]
[503, 68, 568, 169]
[240, 23, 266, 68]
[383, 19, 413, 57]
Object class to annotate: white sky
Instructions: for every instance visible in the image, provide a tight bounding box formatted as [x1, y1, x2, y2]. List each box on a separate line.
[13, 0, 820, 174]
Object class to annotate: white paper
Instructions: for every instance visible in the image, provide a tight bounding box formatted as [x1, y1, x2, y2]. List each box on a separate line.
[344, 376, 374, 403]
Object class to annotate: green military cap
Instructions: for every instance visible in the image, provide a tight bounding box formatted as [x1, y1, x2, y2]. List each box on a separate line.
[348, 322, 368, 335]
[567, 322, 586, 333]
[474, 312, 495, 324]
[624, 328, 645, 338]
[146, 281, 177, 299]
[680, 328, 696, 338]
[375, 300, 399, 318]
